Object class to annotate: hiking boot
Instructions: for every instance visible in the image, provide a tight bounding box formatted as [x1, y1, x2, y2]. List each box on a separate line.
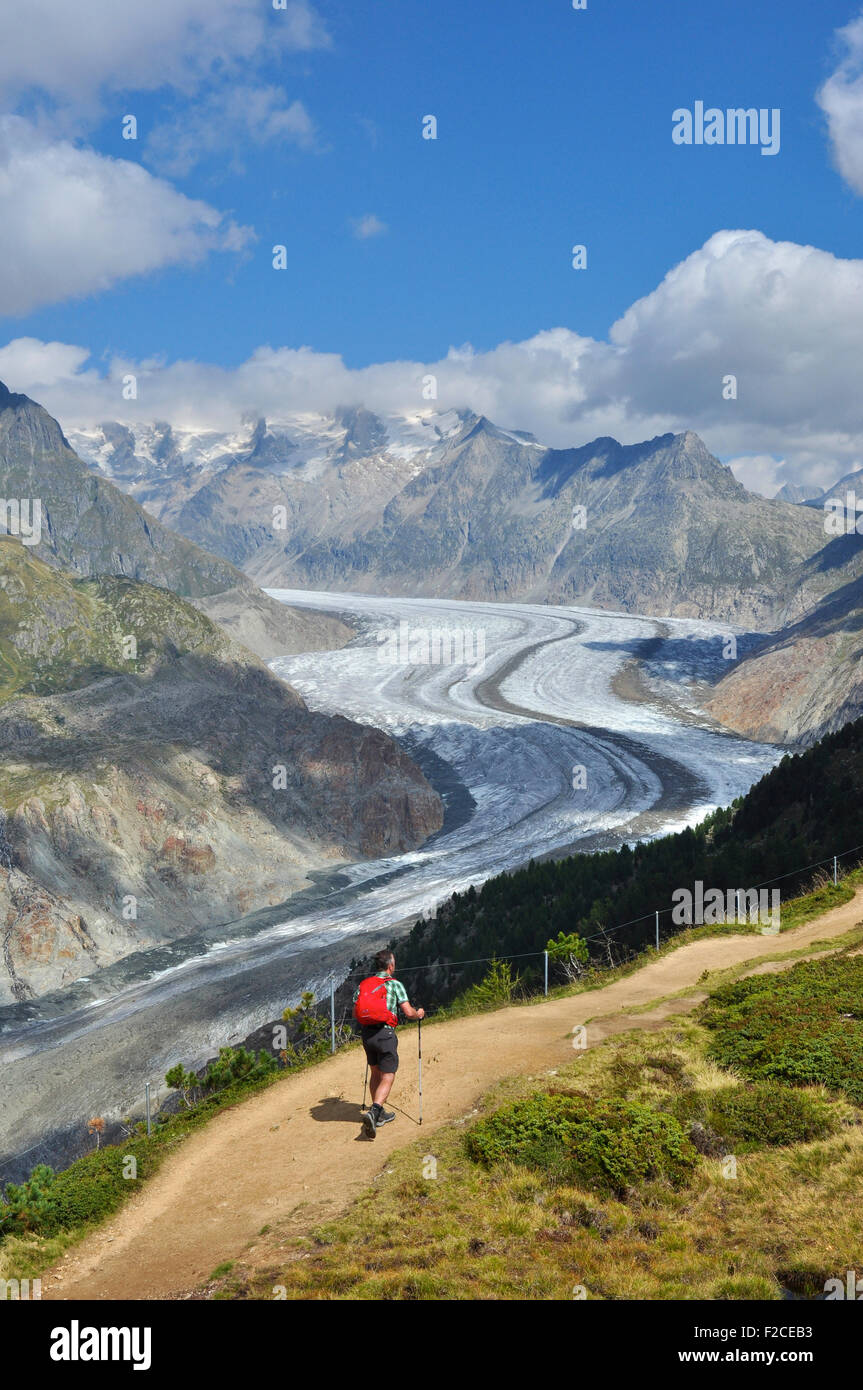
[375, 1109, 395, 1128]
[362, 1108, 377, 1139]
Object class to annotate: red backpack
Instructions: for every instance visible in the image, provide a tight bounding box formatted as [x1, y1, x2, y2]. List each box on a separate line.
[354, 976, 398, 1028]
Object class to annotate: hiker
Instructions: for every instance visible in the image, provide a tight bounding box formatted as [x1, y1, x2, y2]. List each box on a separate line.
[353, 949, 424, 1138]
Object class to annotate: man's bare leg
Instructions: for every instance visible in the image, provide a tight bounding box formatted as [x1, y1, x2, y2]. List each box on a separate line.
[367, 1065, 382, 1106]
[372, 1072, 395, 1107]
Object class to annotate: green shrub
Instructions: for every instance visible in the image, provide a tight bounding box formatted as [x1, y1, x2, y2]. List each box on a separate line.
[674, 1082, 835, 1152]
[700, 954, 863, 1104]
[165, 1063, 202, 1107]
[466, 1091, 696, 1195]
[0, 1145, 159, 1239]
[450, 958, 521, 1015]
[204, 1046, 277, 1090]
[281, 993, 331, 1065]
[35, 1146, 153, 1234]
[166, 1046, 278, 1105]
[0, 1165, 56, 1236]
[546, 931, 589, 983]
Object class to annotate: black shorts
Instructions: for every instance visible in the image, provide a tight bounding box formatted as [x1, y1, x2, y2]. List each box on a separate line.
[360, 1024, 399, 1074]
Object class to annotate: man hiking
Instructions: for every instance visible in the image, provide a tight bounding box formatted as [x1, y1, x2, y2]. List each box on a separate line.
[353, 949, 424, 1138]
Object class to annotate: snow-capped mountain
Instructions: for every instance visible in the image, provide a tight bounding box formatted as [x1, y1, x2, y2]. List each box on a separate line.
[70, 403, 863, 630]
[67, 406, 471, 526]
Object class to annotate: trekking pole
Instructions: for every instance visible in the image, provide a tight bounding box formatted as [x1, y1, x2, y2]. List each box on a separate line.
[362, 1060, 369, 1112]
[417, 1017, 423, 1126]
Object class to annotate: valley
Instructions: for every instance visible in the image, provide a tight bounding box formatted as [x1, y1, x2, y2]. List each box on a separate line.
[0, 590, 778, 1183]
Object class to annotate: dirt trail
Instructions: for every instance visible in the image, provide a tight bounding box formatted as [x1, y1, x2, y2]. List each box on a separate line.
[44, 890, 863, 1301]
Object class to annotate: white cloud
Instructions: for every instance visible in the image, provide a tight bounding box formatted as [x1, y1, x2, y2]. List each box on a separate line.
[592, 230, 863, 470]
[3, 230, 863, 487]
[0, 119, 254, 316]
[145, 87, 318, 177]
[351, 214, 388, 240]
[0, 0, 329, 115]
[817, 13, 863, 196]
[0, 337, 93, 388]
[724, 454, 788, 498]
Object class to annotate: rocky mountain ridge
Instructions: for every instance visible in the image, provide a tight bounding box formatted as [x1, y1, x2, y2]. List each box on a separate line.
[0, 381, 352, 660]
[0, 542, 442, 1002]
[71, 407, 831, 628]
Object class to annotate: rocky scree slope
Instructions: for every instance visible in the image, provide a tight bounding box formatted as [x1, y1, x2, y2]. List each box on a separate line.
[0, 542, 442, 1003]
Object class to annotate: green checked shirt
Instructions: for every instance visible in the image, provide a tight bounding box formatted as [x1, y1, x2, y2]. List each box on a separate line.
[354, 972, 409, 1024]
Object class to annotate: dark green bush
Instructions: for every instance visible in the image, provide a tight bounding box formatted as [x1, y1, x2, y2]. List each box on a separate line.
[674, 1082, 835, 1152]
[204, 1046, 277, 1090]
[0, 1164, 56, 1236]
[466, 1091, 697, 1194]
[700, 955, 863, 1104]
[449, 958, 521, 1016]
[0, 1145, 158, 1239]
[35, 1145, 154, 1234]
[281, 993, 331, 1064]
[165, 1045, 278, 1105]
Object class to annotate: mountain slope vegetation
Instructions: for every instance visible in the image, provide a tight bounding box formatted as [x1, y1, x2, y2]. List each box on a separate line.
[0, 541, 442, 1002]
[395, 716, 863, 1004]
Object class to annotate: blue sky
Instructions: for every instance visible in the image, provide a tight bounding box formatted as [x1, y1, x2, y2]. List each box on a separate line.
[10, 0, 860, 365]
[1, 0, 863, 490]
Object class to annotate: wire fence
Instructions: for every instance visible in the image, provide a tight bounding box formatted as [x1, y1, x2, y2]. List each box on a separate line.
[323, 837, 863, 1043]
[3, 839, 863, 1186]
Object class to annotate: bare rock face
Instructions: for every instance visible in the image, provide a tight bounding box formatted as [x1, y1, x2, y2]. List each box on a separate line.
[74, 408, 834, 629]
[0, 866, 99, 1002]
[0, 545, 442, 1001]
[190, 585, 352, 661]
[0, 379, 355, 660]
[705, 572, 863, 746]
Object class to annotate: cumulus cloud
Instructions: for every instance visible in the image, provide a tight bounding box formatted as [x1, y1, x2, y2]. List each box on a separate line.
[0, 337, 93, 388]
[817, 13, 863, 195]
[0, 0, 329, 116]
[3, 230, 863, 487]
[723, 455, 789, 498]
[145, 87, 318, 178]
[598, 230, 863, 448]
[0, 118, 254, 316]
[350, 214, 388, 240]
[0, 4, 328, 309]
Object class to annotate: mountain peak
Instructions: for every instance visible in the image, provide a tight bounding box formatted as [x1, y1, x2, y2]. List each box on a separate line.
[0, 379, 32, 413]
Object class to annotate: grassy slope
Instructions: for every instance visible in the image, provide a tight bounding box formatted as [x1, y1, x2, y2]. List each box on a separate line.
[3, 868, 861, 1293]
[229, 953, 863, 1302]
[0, 538, 241, 702]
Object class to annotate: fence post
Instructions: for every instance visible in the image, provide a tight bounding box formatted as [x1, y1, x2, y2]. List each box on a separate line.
[543, 951, 548, 996]
[655, 911, 659, 951]
[834, 855, 838, 886]
[330, 981, 336, 1054]
[145, 1082, 151, 1137]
